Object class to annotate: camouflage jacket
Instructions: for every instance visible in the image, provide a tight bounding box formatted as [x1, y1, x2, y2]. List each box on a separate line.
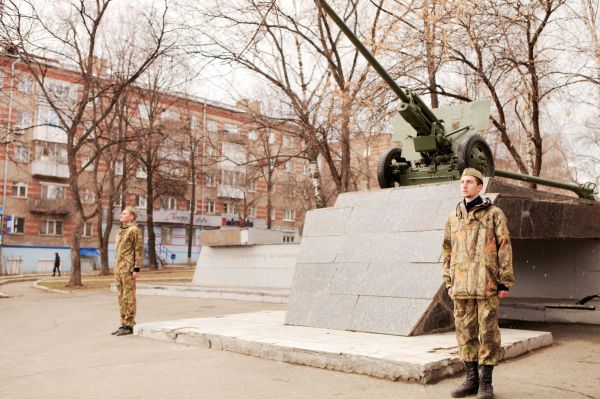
[114, 222, 143, 274]
[442, 198, 514, 299]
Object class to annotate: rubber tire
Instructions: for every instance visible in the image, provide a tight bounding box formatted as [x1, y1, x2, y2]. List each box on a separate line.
[377, 147, 404, 189]
[457, 135, 495, 178]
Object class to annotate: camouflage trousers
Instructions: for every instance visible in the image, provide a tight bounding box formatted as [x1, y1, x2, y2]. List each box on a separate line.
[115, 273, 137, 328]
[453, 297, 501, 366]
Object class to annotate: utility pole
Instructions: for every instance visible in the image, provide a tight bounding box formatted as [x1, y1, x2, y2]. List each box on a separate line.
[0, 54, 19, 274]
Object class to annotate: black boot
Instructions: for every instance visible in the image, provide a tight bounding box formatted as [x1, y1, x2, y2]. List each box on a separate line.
[477, 365, 493, 399]
[451, 361, 479, 398]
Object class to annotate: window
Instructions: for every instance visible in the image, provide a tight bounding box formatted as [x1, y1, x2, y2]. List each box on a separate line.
[224, 123, 238, 134]
[269, 158, 276, 169]
[206, 174, 215, 187]
[41, 184, 66, 199]
[37, 107, 59, 127]
[206, 200, 215, 214]
[82, 155, 94, 171]
[11, 217, 25, 234]
[138, 103, 150, 120]
[187, 200, 193, 211]
[136, 165, 147, 179]
[164, 196, 177, 210]
[161, 226, 172, 245]
[114, 196, 123, 208]
[40, 220, 63, 235]
[207, 119, 218, 133]
[224, 202, 235, 216]
[83, 222, 93, 237]
[18, 76, 33, 93]
[14, 111, 32, 132]
[268, 132, 276, 144]
[248, 130, 258, 140]
[47, 79, 74, 102]
[135, 195, 147, 208]
[35, 142, 67, 163]
[205, 145, 217, 158]
[283, 235, 295, 243]
[248, 205, 256, 218]
[114, 160, 123, 176]
[13, 146, 29, 163]
[249, 179, 257, 192]
[160, 108, 179, 121]
[363, 146, 371, 158]
[82, 189, 95, 204]
[270, 208, 276, 221]
[303, 162, 311, 176]
[11, 182, 27, 198]
[191, 113, 199, 130]
[285, 159, 295, 172]
[283, 209, 296, 221]
[283, 136, 294, 148]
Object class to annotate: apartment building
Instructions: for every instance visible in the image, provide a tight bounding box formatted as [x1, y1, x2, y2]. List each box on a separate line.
[0, 50, 311, 273]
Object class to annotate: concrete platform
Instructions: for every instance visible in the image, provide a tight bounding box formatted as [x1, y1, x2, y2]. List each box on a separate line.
[135, 310, 553, 383]
[111, 283, 289, 304]
[501, 297, 600, 324]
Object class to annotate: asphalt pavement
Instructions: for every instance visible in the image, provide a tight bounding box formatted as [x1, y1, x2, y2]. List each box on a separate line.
[0, 281, 598, 399]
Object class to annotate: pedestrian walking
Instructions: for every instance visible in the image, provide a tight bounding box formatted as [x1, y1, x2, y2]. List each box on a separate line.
[442, 168, 515, 399]
[52, 252, 61, 277]
[112, 206, 143, 336]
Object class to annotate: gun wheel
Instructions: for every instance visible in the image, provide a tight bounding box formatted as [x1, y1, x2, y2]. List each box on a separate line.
[457, 135, 495, 178]
[377, 147, 405, 189]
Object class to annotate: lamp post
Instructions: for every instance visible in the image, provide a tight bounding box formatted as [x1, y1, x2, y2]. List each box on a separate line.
[0, 54, 19, 274]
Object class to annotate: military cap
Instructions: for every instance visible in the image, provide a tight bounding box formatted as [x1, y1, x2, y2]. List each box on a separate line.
[462, 167, 484, 183]
[124, 205, 138, 220]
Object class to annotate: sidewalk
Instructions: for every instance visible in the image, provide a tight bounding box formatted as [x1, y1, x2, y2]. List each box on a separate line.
[0, 281, 598, 399]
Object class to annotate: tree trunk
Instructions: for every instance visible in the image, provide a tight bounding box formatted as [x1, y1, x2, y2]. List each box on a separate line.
[187, 141, 197, 264]
[146, 166, 158, 269]
[67, 207, 84, 287]
[423, 0, 440, 108]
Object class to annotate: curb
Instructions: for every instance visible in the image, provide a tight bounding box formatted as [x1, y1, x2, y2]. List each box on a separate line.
[32, 278, 72, 294]
[0, 276, 42, 298]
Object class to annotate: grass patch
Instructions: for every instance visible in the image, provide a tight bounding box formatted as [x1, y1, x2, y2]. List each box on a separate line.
[38, 267, 194, 291]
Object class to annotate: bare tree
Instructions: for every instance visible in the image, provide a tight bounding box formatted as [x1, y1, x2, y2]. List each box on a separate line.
[181, 0, 395, 206]
[0, 0, 171, 286]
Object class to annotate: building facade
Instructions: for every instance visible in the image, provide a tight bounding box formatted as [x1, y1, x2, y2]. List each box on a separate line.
[0, 49, 395, 274]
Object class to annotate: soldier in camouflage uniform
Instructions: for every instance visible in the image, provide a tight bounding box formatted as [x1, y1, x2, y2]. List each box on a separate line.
[112, 206, 143, 336]
[442, 168, 514, 399]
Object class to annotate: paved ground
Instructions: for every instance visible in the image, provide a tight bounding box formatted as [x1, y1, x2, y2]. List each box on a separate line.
[0, 281, 599, 399]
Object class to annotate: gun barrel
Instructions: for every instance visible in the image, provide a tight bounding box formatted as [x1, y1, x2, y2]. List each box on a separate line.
[318, 0, 409, 104]
[319, 0, 443, 136]
[495, 169, 597, 200]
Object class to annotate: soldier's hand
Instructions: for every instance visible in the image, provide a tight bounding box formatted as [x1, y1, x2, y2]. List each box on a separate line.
[132, 271, 139, 280]
[498, 290, 508, 299]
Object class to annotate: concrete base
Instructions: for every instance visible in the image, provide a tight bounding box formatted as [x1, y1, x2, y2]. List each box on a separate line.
[111, 283, 289, 304]
[193, 243, 299, 289]
[500, 298, 600, 324]
[135, 311, 553, 384]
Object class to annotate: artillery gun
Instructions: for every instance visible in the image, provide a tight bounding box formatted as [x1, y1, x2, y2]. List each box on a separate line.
[318, 0, 597, 200]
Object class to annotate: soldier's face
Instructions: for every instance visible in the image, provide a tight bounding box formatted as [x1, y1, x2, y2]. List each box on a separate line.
[120, 210, 134, 224]
[460, 176, 483, 200]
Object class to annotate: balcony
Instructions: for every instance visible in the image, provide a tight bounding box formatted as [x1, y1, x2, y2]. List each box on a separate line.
[32, 160, 70, 179]
[217, 184, 245, 199]
[28, 198, 71, 215]
[33, 125, 68, 144]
